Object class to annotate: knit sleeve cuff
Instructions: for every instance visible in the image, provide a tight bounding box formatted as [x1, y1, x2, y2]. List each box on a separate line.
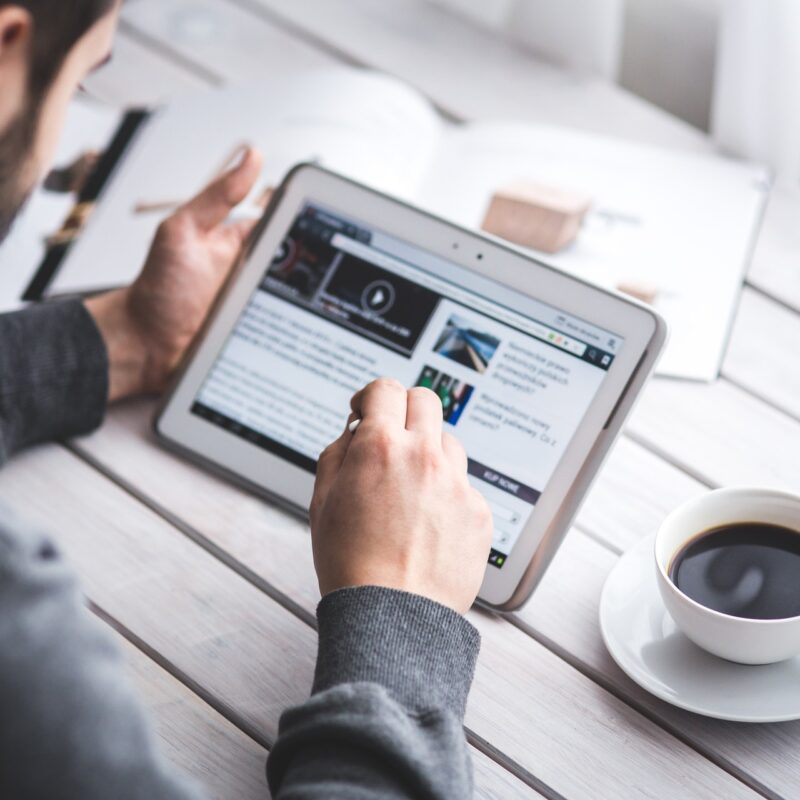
[0, 300, 108, 461]
[312, 586, 480, 719]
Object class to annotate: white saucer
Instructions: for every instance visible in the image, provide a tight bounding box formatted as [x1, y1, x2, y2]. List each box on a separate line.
[599, 534, 800, 722]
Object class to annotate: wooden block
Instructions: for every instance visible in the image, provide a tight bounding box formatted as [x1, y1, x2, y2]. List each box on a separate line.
[481, 181, 592, 253]
[616, 281, 660, 305]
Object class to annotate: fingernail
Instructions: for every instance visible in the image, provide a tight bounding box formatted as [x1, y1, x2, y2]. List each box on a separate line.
[227, 144, 251, 172]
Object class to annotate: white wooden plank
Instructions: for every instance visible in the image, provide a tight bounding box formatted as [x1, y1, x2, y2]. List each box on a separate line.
[119, 637, 270, 800]
[575, 436, 708, 554]
[746, 178, 800, 314]
[0, 449, 318, 743]
[124, 630, 541, 799]
[122, 0, 337, 86]
[66, 406, 763, 799]
[628, 378, 800, 491]
[226, 0, 713, 151]
[82, 26, 208, 107]
[471, 751, 545, 800]
[723, 288, 800, 420]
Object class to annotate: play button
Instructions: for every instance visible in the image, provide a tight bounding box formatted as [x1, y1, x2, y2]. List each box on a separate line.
[361, 280, 396, 315]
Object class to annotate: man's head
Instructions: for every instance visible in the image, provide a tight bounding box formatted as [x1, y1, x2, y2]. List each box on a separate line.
[0, 1, 120, 241]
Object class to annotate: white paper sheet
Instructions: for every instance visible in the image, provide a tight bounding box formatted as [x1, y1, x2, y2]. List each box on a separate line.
[417, 123, 770, 380]
[48, 69, 442, 297]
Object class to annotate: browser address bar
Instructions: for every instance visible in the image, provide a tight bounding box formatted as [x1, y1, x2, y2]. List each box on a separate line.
[330, 233, 587, 358]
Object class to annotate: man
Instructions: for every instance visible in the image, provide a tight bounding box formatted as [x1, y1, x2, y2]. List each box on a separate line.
[0, 2, 494, 798]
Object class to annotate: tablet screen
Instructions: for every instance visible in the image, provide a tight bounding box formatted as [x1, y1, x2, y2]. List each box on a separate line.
[192, 202, 623, 568]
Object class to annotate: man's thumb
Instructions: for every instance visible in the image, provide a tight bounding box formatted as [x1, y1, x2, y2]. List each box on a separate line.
[180, 146, 263, 231]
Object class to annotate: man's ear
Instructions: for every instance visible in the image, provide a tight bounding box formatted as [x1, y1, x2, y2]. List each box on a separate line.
[0, 6, 31, 55]
[0, 6, 32, 128]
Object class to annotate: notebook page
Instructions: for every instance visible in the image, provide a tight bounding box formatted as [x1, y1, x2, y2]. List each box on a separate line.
[417, 122, 768, 381]
[49, 68, 442, 296]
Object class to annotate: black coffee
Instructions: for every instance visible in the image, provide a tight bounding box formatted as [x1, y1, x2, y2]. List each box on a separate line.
[669, 522, 800, 620]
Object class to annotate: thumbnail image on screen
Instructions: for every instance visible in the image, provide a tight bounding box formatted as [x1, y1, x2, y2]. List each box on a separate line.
[433, 314, 501, 374]
[415, 365, 474, 426]
[262, 208, 439, 357]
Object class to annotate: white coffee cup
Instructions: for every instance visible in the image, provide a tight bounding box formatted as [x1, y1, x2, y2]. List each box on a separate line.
[655, 487, 800, 665]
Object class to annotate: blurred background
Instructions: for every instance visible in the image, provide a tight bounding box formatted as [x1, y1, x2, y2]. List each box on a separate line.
[5, 0, 797, 383]
[432, 0, 798, 176]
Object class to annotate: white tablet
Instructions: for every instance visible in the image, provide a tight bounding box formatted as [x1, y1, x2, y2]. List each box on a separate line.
[156, 164, 666, 611]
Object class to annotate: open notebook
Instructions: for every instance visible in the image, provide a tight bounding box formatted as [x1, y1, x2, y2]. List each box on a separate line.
[42, 67, 768, 381]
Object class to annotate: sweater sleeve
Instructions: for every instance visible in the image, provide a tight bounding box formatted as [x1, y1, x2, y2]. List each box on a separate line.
[0, 300, 108, 464]
[0, 507, 206, 800]
[267, 586, 480, 799]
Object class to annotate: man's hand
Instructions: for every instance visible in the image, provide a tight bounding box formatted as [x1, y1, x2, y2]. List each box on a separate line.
[310, 378, 493, 614]
[85, 147, 263, 402]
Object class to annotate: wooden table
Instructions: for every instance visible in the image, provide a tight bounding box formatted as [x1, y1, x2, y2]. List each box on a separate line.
[4, 1, 799, 797]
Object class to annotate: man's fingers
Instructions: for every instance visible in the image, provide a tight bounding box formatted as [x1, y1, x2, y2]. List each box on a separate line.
[315, 434, 347, 487]
[350, 378, 408, 429]
[405, 386, 443, 439]
[180, 147, 263, 231]
[312, 419, 356, 524]
[442, 430, 468, 473]
[225, 217, 259, 247]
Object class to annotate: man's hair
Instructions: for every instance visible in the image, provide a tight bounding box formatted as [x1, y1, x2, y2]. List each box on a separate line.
[14, 0, 115, 100]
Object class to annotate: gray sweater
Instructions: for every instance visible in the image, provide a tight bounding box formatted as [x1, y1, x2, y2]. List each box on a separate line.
[0, 301, 480, 799]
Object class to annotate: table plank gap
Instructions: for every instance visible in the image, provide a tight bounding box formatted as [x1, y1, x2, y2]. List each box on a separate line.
[218, 0, 472, 125]
[621, 429, 718, 490]
[574, 435, 709, 555]
[224, 0, 369, 68]
[466, 729, 567, 800]
[216, 0, 456, 126]
[745, 179, 800, 312]
[65, 440, 317, 629]
[122, 0, 338, 88]
[628, 378, 800, 492]
[572, 521, 624, 557]
[721, 375, 800, 427]
[505, 612, 781, 800]
[89, 600, 273, 750]
[221, 0, 711, 150]
[744, 280, 800, 317]
[109, 626, 271, 799]
[720, 288, 800, 422]
[118, 16, 225, 87]
[82, 26, 209, 106]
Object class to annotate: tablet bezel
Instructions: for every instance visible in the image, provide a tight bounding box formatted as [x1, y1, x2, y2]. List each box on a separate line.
[156, 163, 666, 610]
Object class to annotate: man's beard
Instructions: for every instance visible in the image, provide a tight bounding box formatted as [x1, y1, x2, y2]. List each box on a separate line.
[0, 103, 38, 244]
